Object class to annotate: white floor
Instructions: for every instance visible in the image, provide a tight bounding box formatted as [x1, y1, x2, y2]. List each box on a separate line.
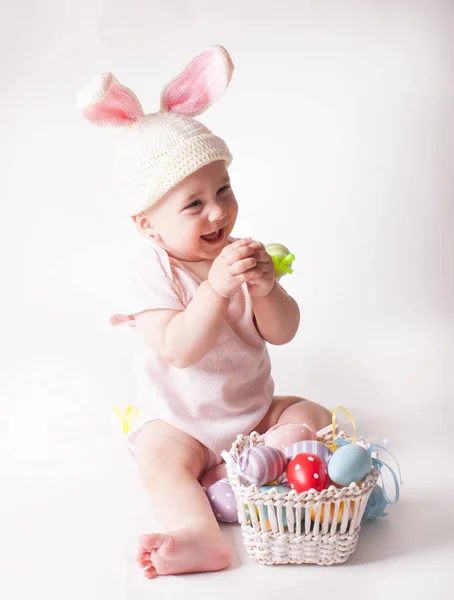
[2, 403, 453, 600]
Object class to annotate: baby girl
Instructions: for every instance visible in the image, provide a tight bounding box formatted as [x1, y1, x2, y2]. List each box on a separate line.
[78, 46, 331, 579]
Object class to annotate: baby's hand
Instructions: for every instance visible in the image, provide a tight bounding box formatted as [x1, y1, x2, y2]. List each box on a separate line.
[245, 241, 276, 297]
[208, 238, 262, 298]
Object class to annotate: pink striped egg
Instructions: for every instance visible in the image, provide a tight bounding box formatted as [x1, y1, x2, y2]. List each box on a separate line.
[264, 423, 316, 451]
[237, 446, 288, 485]
[283, 440, 332, 465]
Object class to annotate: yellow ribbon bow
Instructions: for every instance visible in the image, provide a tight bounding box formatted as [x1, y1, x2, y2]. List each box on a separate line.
[113, 405, 140, 434]
[327, 405, 357, 451]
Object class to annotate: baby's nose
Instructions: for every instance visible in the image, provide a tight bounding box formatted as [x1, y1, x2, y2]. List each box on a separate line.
[208, 204, 226, 222]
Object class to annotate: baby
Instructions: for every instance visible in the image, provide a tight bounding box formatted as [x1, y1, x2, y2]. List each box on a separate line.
[78, 46, 331, 579]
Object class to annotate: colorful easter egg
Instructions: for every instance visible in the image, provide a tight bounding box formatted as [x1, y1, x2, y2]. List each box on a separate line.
[267, 472, 288, 485]
[205, 478, 238, 523]
[265, 243, 295, 278]
[237, 445, 288, 486]
[248, 485, 292, 530]
[264, 423, 316, 451]
[255, 516, 272, 531]
[310, 500, 355, 524]
[283, 440, 332, 464]
[259, 484, 292, 495]
[287, 453, 329, 493]
[328, 443, 372, 487]
[246, 509, 273, 532]
[262, 488, 291, 526]
[263, 485, 290, 527]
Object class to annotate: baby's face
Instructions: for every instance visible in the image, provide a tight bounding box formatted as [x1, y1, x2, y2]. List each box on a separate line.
[139, 161, 238, 262]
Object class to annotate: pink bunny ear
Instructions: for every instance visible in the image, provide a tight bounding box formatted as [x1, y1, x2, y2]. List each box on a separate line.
[77, 73, 144, 126]
[160, 45, 234, 117]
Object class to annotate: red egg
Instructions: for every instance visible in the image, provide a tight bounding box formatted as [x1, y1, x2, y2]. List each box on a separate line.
[287, 453, 329, 493]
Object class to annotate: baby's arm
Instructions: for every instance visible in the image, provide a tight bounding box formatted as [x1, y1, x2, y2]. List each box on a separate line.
[135, 282, 229, 367]
[135, 239, 260, 367]
[245, 242, 300, 345]
[251, 282, 300, 345]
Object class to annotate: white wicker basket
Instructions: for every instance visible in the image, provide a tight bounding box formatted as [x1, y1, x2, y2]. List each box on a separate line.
[227, 430, 379, 566]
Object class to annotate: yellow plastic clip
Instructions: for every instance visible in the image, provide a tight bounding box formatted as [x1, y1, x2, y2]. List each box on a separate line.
[327, 405, 357, 451]
[113, 405, 140, 435]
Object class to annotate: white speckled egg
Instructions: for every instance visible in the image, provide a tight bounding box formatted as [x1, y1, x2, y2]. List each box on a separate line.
[328, 443, 372, 487]
[205, 478, 238, 523]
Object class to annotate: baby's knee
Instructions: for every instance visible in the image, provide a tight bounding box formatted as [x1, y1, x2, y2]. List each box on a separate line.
[299, 399, 332, 426]
[278, 397, 332, 431]
[134, 423, 206, 483]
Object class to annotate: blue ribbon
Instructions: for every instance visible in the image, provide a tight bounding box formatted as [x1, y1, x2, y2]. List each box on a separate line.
[368, 444, 403, 505]
[334, 439, 402, 506]
[335, 437, 349, 447]
[363, 485, 389, 520]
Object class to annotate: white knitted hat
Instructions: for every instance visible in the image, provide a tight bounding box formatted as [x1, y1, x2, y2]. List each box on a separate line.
[77, 46, 234, 216]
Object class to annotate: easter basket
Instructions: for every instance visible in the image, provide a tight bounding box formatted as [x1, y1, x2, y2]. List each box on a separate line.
[226, 430, 379, 566]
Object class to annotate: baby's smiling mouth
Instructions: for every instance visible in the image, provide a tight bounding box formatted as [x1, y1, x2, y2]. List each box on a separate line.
[201, 227, 225, 243]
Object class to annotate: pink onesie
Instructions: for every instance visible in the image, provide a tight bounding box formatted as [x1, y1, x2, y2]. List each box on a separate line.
[111, 238, 275, 468]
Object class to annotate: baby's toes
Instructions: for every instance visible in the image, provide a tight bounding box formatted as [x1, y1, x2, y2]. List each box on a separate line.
[136, 548, 151, 568]
[143, 564, 158, 579]
[137, 550, 158, 579]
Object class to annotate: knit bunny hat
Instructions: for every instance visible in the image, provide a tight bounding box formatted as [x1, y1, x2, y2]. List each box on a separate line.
[77, 46, 234, 216]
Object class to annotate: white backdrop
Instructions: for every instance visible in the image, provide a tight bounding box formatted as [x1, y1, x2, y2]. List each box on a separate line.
[1, 1, 454, 598]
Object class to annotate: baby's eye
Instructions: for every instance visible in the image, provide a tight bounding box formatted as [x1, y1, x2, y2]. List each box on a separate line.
[185, 199, 202, 209]
[218, 185, 231, 194]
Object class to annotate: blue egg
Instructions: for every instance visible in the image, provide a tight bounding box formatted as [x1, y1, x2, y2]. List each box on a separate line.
[259, 484, 291, 494]
[259, 485, 292, 526]
[328, 443, 372, 487]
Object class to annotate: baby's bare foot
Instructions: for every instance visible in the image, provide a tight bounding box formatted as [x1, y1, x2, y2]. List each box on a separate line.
[137, 528, 232, 579]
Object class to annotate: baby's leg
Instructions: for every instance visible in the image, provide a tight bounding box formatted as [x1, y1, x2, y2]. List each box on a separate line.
[199, 462, 228, 489]
[133, 420, 232, 579]
[255, 396, 332, 434]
